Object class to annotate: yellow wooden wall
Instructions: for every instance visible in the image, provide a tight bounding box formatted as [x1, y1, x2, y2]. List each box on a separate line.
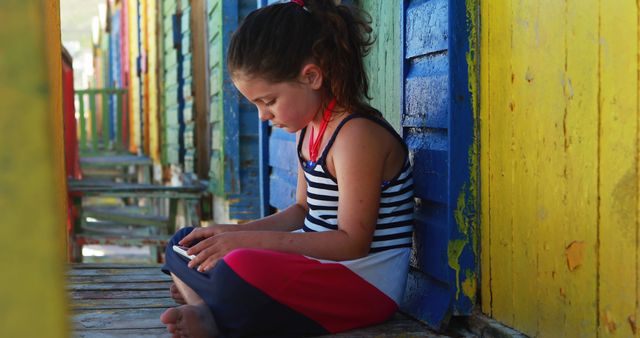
[481, 1, 638, 337]
[128, 0, 141, 153]
[0, 1, 68, 337]
[147, 0, 161, 163]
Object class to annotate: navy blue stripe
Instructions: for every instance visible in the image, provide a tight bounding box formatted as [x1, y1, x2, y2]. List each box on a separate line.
[381, 184, 414, 198]
[304, 167, 332, 179]
[307, 180, 339, 191]
[376, 220, 415, 230]
[369, 242, 413, 253]
[373, 231, 413, 242]
[379, 198, 414, 208]
[379, 207, 414, 219]
[305, 202, 337, 211]
[306, 214, 338, 230]
[302, 224, 317, 232]
[307, 191, 339, 202]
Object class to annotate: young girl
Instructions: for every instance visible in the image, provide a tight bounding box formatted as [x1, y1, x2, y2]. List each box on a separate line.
[160, 0, 414, 336]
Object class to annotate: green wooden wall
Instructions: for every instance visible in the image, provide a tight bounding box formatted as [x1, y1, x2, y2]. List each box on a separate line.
[359, 0, 401, 130]
[207, 0, 224, 195]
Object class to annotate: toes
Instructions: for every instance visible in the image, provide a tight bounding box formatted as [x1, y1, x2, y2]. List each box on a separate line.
[160, 307, 181, 324]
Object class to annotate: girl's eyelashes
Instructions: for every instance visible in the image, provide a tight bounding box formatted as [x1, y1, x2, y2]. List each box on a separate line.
[264, 99, 276, 107]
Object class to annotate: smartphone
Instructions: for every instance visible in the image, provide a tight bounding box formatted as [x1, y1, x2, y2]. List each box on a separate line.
[173, 245, 196, 260]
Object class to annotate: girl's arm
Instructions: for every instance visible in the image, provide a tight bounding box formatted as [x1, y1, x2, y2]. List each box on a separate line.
[187, 119, 389, 272]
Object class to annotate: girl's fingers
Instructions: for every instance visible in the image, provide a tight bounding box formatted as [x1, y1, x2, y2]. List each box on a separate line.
[180, 229, 207, 246]
[198, 255, 220, 272]
[187, 236, 212, 255]
[188, 244, 214, 268]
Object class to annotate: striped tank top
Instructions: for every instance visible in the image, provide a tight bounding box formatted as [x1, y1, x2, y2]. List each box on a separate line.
[298, 114, 414, 253]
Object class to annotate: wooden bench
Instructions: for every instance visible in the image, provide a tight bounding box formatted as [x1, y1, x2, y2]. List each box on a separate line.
[67, 180, 208, 262]
[68, 264, 443, 337]
[80, 154, 153, 182]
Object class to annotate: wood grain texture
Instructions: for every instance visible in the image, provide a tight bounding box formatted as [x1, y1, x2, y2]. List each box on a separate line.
[483, 0, 515, 327]
[128, 0, 141, 153]
[481, 1, 638, 336]
[598, 1, 638, 337]
[360, 0, 401, 130]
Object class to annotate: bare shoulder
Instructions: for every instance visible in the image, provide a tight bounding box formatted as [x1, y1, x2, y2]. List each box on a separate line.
[330, 116, 406, 180]
[332, 116, 400, 156]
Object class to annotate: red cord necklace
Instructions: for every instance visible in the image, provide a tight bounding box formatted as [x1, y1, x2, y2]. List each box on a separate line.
[308, 98, 337, 164]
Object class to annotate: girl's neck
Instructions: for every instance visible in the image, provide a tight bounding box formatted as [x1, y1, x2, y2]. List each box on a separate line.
[308, 99, 344, 130]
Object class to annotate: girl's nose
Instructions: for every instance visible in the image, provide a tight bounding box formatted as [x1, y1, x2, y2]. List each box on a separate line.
[258, 108, 273, 122]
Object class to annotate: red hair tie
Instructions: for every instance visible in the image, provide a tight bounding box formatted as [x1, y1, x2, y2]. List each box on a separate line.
[291, 0, 305, 7]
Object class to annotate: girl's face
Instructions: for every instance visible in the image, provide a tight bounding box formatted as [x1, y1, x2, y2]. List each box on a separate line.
[232, 66, 324, 133]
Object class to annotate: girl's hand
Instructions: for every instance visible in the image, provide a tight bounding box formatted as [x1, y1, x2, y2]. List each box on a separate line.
[186, 232, 253, 272]
[178, 224, 237, 247]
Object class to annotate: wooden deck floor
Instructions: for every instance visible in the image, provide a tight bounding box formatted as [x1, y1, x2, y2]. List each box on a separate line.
[68, 264, 447, 337]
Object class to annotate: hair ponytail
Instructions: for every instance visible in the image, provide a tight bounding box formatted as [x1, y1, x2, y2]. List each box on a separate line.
[228, 0, 381, 117]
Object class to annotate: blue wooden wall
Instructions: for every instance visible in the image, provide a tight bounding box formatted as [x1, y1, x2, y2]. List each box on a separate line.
[206, 0, 260, 220]
[400, 0, 479, 330]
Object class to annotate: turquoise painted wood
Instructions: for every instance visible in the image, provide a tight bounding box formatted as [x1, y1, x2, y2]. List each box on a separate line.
[181, 2, 196, 175]
[400, 0, 479, 329]
[161, 0, 181, 165]
[207, 0, 225, 194]
[76, 89, 128, 154]
[359, 0, 402, 130]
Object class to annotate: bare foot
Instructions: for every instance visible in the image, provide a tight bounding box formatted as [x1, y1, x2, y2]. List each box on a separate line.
[170, 283, 186, 305]
[160, 304, 219, 338]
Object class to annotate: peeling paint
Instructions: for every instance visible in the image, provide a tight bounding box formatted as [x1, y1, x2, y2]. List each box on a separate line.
[564, 240, 585, 271]
[465, 0, 480, 260]
[461, 270, 477, 299]
[603, 310, 617, 333]
[448, 239, 466, 299]
[444, 0, 480, 304]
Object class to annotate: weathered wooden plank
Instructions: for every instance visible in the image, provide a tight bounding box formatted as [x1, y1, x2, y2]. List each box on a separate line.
[509, 0, 543, 334]
[75, 234, 168, 247]
[479, 0, 491, 317]
[147, 0, 161, 164]
[72, 308, 166, 330]
[82, 206, 169, 227]
[559, 0, 599, 335]
[68, 273, 170, 284]
[321, 314, 443, 338]
[69, 289, 168, 300]
[127, 0, 141, 153]
[67, 281, 171, 291]
[361, 0, 401, 130]
[483, 0, 514, 326]
[598, 1, 638, 337]
[70, 263, 162, 270]
[71, 297, 175, 310]
[405, 0, 448, 58]
[74, 328, 170, 338]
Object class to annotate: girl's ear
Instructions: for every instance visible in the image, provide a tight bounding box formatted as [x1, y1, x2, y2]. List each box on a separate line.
[299, 64, 323, 90]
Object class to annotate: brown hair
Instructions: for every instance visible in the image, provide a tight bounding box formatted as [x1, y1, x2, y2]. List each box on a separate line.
[227, 0, 381, 117]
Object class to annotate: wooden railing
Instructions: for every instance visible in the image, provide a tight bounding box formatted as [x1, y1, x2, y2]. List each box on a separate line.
[75, 88, 128, 154]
